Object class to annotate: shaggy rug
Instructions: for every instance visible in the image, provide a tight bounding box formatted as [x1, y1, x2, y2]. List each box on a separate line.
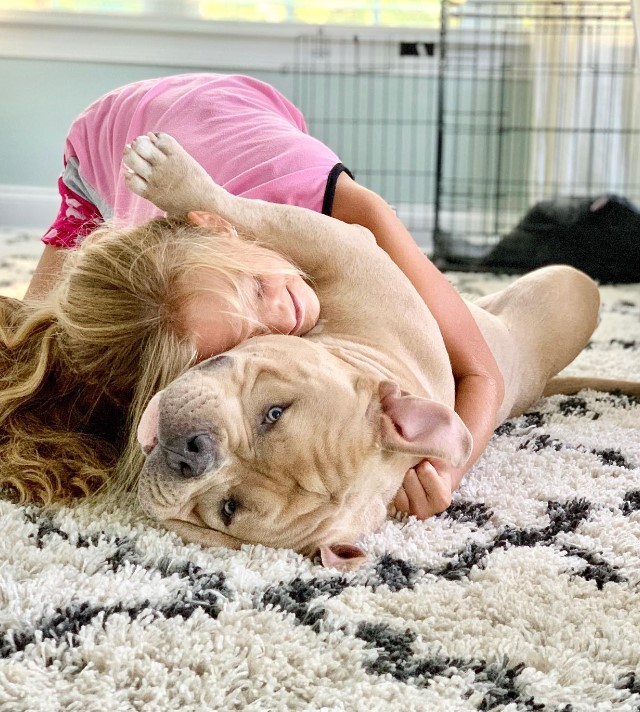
[0, 230, 639, 712]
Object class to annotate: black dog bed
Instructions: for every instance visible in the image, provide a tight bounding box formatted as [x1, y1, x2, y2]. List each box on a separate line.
[481, 195, 640, 283]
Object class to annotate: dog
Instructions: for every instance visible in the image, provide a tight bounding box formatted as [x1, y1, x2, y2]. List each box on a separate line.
[124, 133, 637, 570]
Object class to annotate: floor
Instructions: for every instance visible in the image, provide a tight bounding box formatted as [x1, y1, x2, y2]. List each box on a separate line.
[0, 228, 43, 299]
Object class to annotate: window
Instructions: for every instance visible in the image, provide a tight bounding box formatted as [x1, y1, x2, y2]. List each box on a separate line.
[2, 0, 443, 28]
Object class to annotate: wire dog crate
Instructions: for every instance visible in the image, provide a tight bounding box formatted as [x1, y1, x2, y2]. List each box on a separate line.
[292, 28, 441, 251]
[292, 1, 640, 269]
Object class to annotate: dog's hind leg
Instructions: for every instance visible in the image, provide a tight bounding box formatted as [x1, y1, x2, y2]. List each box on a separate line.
[471, 265, 601, 420]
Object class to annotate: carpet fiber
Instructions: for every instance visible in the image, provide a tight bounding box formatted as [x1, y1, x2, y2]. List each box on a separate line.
[1, 236, 639, 711]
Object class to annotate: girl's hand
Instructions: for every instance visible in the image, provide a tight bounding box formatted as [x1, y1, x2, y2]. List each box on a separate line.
[393, 459, 454, 520]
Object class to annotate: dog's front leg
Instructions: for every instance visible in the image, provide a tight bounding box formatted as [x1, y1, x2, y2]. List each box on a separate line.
[123, 132, 228, 221]
[123, 132, 375, 279]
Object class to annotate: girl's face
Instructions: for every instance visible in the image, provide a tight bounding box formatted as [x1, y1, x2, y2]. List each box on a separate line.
[185, 262, 321, 361]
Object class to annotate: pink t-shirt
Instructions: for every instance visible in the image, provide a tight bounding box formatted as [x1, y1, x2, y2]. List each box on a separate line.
[43, 74, 350, 248]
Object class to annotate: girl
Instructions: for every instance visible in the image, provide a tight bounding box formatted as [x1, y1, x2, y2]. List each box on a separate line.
[20, 73, 504, 518]
[1, 216, 313, 505]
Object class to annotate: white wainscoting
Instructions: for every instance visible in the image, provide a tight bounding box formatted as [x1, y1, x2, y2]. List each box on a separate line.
[0, 185, 59, 233]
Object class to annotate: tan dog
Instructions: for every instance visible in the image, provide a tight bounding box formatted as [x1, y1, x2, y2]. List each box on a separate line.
[125, 133, 634, 570]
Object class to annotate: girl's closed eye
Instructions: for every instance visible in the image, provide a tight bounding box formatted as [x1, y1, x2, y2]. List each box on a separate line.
[254, 277, 266, 299]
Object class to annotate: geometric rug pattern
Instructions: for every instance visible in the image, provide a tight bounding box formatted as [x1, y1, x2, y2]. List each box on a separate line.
[1, 234, 639, 711]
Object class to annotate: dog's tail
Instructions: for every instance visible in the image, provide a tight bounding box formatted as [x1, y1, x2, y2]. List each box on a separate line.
[543, 376, 640, 397]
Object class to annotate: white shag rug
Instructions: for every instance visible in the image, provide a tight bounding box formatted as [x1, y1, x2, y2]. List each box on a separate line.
[1, 230, 639, 712]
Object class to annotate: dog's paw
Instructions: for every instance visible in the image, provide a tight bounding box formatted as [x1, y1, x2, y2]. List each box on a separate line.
[122, 132, 215, 217]
[122, 132, 165, 198]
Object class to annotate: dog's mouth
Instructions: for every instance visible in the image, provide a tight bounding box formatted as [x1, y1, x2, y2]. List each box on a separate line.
[142, 439, 158, 456]
[138, 391, 163, 455]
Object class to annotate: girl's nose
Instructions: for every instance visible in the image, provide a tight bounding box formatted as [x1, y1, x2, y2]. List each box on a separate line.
[260, 274, 283, 298]
[257, 275, 285, 310]
[257, 275, 295, 332]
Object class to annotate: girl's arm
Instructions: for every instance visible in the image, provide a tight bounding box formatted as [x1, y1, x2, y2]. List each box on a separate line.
[25, 245, 68, 301]
[331, 173, 505, 518]
[26, 174, 102, 301]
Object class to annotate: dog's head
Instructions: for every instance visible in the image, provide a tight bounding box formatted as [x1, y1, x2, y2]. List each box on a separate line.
[137, 336, 472, 570]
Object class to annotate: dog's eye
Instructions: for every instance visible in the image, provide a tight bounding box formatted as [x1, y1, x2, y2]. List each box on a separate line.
[221, 498, 238, 526]
[263, 405, 285, 424]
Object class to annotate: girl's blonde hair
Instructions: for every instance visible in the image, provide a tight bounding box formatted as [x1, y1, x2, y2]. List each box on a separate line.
[0, 216, 301, 506]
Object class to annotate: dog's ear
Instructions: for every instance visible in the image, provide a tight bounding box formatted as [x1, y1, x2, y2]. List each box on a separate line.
[377, 381, 473, 468]
[320, 544, 368, 571]
[188, 210, 236, 236]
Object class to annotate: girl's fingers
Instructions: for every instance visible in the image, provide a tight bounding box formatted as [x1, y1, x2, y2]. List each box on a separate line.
[415, 461, 452, 514]
[392, 485, 410, 514]
[402, 467, 431, 519]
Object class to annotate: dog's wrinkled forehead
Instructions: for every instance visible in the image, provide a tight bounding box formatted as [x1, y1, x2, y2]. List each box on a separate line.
[184, 336, 350, 399]
[191, 335, 328, 377]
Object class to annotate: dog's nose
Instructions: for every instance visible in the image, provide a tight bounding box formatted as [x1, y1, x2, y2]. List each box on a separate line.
[161, 432, 217, 479]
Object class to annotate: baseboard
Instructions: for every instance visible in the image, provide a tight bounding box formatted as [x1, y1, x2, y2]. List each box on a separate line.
[0, 184, 59, 230]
